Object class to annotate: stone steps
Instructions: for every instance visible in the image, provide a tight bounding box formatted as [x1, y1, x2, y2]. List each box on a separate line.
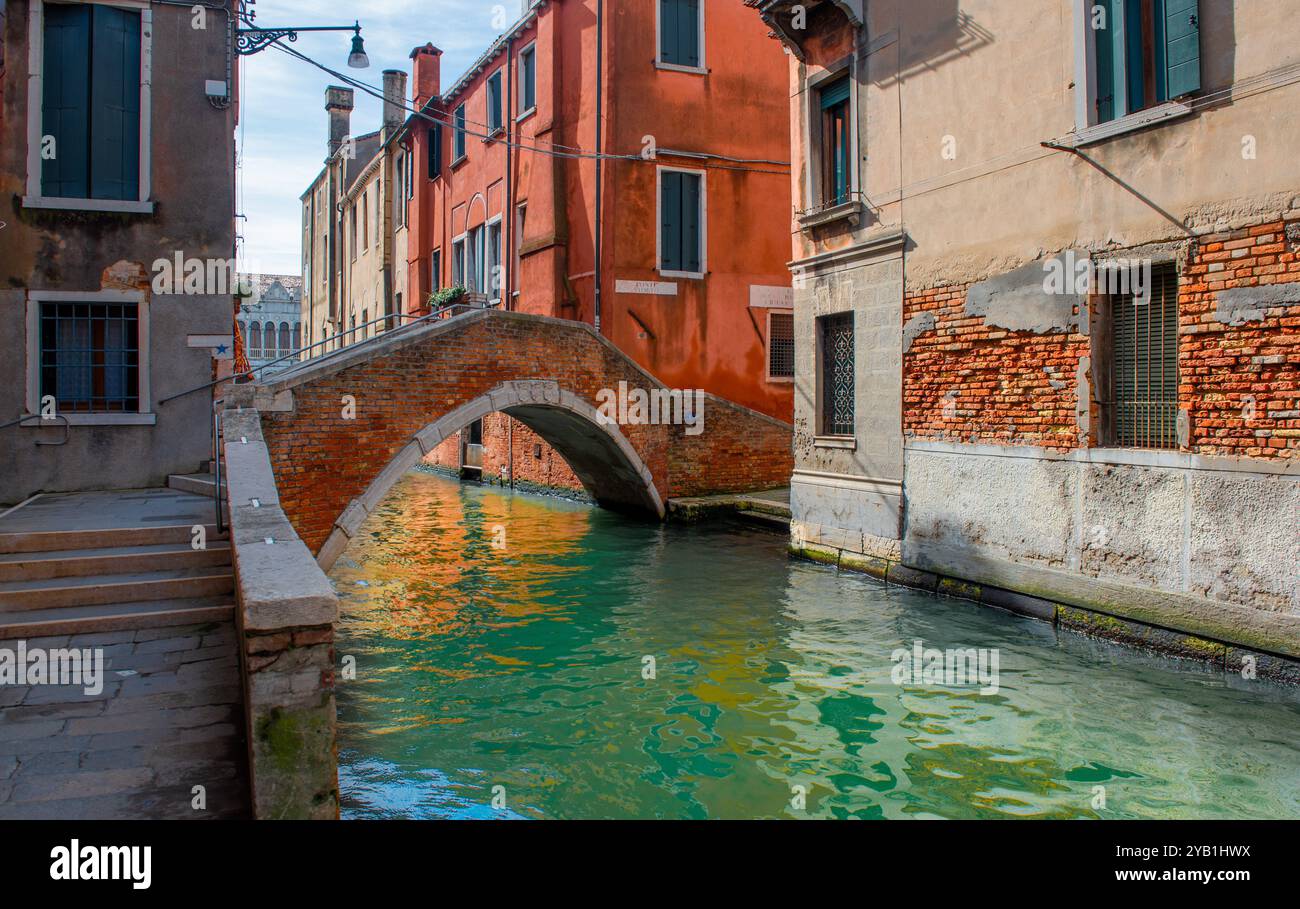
[167, 473, 224, 500]
[0, 523, 228, 556]
[0, 596, 235, 640]
[0, 567, 235, 613]
[0, 541, 232, 582]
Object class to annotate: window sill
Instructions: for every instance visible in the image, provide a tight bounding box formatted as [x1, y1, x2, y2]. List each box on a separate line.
[766, 375, 794, 384]
[797, 198, 864, 231]
[20, 413, 157, 427]
[1071, 100, 1195, 147]
[655, 61, 708, 75]
[658, 269, 705, 280]
[814, 435, 856, 450]
[450, 155, 469, 171]
[22, 196, 154, 215]
[516, 108, 537, 125]
[481, 127, 505, 144]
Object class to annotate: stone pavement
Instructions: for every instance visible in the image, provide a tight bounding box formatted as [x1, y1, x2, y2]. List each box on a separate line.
[0, 620, 249, 819]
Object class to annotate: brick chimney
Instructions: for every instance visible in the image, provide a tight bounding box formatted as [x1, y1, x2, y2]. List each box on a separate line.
[325, 85, 354, 160]
[382, 69, 408, 139]
[410, 44, 442, 108]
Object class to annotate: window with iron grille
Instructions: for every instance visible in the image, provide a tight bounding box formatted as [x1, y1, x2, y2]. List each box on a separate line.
[768, 311, 794, 380]
[819, 312, 854, 436]
[1110, 263, 1179, 448]
[39, 301, 139, 412]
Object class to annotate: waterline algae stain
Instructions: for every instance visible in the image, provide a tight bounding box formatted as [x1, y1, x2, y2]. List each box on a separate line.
[333, 472, 1300, 820]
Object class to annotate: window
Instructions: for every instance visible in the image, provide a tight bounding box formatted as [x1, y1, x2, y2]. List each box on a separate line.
[819, 312, 854, 436]
[819, 77, 852, 206]
[431, 249, 442, 293]
[349, 206, 358, 260]
[361, 310, 369, 340]
[263, 322, 276, 358]
[394, 153, 406, 228]
[515, 203, 527, 294]
[767, 311, 794, 381]
[406, 147, 414, 199]
[452, 237, 466, 287]
[248, 322, 262, 359]
[467, 224, 486, 292]
[40, 301, 139, 412]
[454, 104, 467, 160]
[659, 168, 704, 276]
[487, 220, 502, 301]
[1089, 0, 1201, 125]
[487, 70, 504, 132]
[360, 192, 368, 248]
[428, 123, 442, 179]
[1105, 263, 1180, 448]
[659, 0, 703, 69]
[373, 187, 380, 248]
[39, 3, 142, 202]
[519, 44, 537, 115]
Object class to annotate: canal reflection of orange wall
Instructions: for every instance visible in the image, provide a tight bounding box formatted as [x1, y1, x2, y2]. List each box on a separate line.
[336, 472, 593, 640]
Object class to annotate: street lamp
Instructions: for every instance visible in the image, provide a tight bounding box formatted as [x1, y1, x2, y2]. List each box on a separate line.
[236, 18, 369, 68]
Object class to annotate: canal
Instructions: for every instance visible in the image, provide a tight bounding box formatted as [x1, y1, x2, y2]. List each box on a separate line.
[333, 471, 1300, 820]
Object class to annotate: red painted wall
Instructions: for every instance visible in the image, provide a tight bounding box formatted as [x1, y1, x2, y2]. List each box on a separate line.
[402, 0, 793, 422]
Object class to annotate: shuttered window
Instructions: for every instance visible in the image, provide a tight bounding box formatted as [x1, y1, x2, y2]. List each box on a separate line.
[1093, 0, 1200, 124]
[487, 70, 503, 131]
[428, 123, 442, 179]
[660, 170, 702, 274]
[820, 77, 852, 206]
[1110, 264, 1179, 448]
[659, 0, 701, 68]
[453, 104, 467, 160]
[768, 311, 794, 380]
[41, 3, 141, 201]
[519, 45, 537, 113]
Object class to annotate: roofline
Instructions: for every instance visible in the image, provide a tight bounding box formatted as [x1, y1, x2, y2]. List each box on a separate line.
[439, 0, 547, 108]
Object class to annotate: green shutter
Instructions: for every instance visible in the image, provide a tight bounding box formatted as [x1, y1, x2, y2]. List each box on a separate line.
[41, 4, 92, 198]
[680, 0, 700, 68]
[1093, 0, 1120, 122]
[682, 173, 701, 273]
[89, 6, 141, 201]
[525, 50, 536, 110]
[660, 0, 678, 63]
[661, 171, 682, 271]
[1124, 0, 1146, 113]
[1165, 0, 1201, 97]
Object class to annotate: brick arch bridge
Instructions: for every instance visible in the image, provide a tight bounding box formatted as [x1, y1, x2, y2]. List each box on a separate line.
[228, 309, 793, 569]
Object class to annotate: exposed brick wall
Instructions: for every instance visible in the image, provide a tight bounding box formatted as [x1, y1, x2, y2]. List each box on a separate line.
[903, 285, 1087, 450]
[1180, 218, 1300, 459]
[903, 215, 1300, 460]
[256, 311, 793, 552]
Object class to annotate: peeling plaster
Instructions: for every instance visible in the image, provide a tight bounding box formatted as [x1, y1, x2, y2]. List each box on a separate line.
[1215, 281, 1300, 325]
[901, 311, 934, 352]
[964, 253, 1084, 334]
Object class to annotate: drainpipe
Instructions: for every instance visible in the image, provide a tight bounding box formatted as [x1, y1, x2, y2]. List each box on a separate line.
[593, 0, 603, 334]
[506, 35, 516, 487]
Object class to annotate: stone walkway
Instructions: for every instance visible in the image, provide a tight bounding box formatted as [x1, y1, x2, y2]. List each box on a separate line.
[0, 620, 248, 819]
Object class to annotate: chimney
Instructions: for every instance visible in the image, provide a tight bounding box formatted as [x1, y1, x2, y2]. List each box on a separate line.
[410, 44, 442, 108]
[325, 85, 355, 161]
[382, 69, 408, 138]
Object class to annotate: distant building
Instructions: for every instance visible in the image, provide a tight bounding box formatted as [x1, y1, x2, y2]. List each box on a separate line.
[238, 275, 303, 376]
[0, 0, 237, 503]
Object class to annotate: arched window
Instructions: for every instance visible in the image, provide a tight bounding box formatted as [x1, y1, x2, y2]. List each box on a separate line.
[263, 322, 277, 357]
[294, 323, 301, 355]
[279, 322, 291, 356]
[248, 323, 262, 358]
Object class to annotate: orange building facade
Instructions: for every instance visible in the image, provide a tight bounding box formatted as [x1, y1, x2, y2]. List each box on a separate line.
[394, 0, 794, 488]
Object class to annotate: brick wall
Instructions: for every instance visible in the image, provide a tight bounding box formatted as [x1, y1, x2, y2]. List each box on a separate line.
[903, 215, 1300, 460]
[1180, 218, 1300, 459]
[903, 284, 1087, 451]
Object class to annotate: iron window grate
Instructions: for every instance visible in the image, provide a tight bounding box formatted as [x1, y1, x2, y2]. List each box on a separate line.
[1111, 264, 1179, 449]
[769, 311, 794, 379]
[39, 301, 140, 413]
[820, 312, 855, 436]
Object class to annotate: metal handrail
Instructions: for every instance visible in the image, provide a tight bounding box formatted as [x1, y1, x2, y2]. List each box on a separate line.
[158, 300, 491, 407]
[0, 413, 70, 444]
[213, 402, 226, 536]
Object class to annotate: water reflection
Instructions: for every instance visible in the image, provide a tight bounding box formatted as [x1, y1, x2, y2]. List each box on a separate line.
[334, 471, 1300, 820]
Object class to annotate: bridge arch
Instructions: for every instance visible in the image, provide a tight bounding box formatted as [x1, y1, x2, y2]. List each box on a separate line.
[316, 379, 664, 569]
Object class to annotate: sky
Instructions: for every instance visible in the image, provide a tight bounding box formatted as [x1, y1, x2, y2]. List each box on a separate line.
[237, 0, 510, 276]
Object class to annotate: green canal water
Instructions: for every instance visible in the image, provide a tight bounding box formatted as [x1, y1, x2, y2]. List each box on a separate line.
[333, 471, 1300, 820]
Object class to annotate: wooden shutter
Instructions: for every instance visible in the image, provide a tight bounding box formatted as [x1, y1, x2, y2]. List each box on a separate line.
[89, 5, 141, 201]
[680, 0, 700, 67]
[1093, 0, 1120, 122]
[682, 173, 701, 273]
[41, 3, 92, 198]
[1164, 0, 1201, 97]
[661, 171, 682, 270]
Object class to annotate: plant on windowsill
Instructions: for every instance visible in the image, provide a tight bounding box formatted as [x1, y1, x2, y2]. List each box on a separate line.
[429, 285, 467, 309]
